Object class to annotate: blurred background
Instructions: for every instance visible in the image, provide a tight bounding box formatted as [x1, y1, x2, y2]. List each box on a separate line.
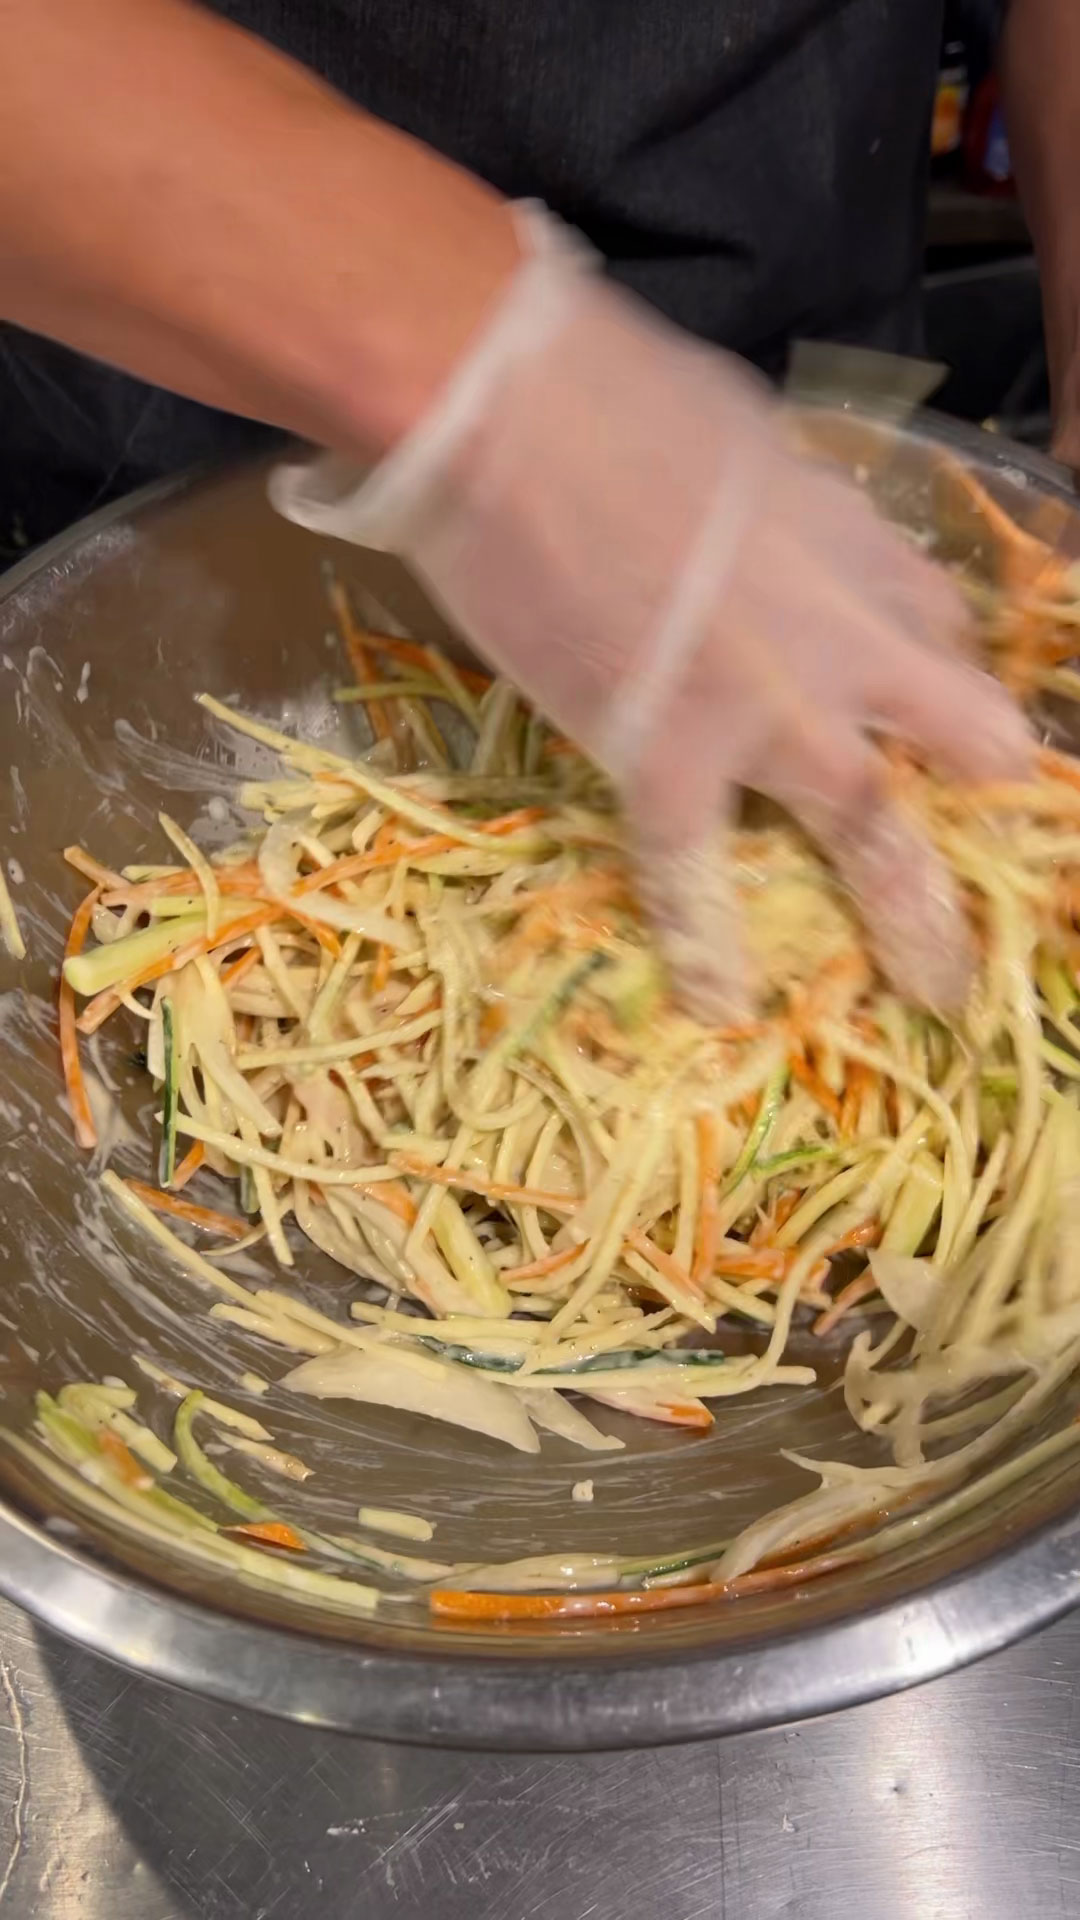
[925, 0, 1049, 448]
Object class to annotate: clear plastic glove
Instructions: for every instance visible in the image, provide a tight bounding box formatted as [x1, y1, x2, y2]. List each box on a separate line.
[272, 206, 1033, 1022]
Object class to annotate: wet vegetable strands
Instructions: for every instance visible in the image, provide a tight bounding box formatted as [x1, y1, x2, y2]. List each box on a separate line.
[41, 529, 1080, 1619]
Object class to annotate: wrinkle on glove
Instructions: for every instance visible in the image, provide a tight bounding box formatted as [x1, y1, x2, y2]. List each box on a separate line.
[272, 203, 1032, 1023]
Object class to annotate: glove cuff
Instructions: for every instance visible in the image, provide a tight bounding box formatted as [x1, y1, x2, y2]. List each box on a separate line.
[270, 202, 596, 552]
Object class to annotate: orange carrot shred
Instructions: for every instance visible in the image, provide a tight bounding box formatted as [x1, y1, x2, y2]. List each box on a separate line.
[220, 947, 261, 990]
[624, 1228, 705, 1301]
[429, 1498, 921, 1621]
[692, 1113, 720, 1288]
[226, 1520, 307, 1553]
[122, 1178, 250, 1241]
[788, 1051, 843, 1124]
[99, 1429, 151, 1488]
[100, 863, 264, 910]
[1042, 747, 1080, 794]
[60, 887, 101, 1149]
[372, 944, 392, 993]
[500, 1243, 585, 1283]
[825, 1219, 879, 1257]
[296, 809, 545, 897]
[655, 1400, 715, 1429]
[369, 631, 492, 697]
[75, 905, 280, 1034]
[328, 578, 395, 746]
[713, 1246, 787, 1281]
[812, 1270, 879, 1337]
[284, 904, 342, 958]
[170, 1143, 206, 1192]
[391, 1152, 579, 1213]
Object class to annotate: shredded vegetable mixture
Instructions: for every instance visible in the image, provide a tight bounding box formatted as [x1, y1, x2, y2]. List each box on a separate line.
[19, 468, 1080, 1624]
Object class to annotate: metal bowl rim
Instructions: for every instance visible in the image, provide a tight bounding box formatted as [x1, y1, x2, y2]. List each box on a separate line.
[2, 426, 1080, 1749]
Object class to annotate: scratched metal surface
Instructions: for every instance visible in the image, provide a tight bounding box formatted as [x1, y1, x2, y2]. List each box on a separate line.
[3, 1593, 1080, 1919]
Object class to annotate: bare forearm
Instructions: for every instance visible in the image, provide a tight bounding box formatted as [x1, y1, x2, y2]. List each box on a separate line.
[1002, 0, 1080, 453]
[0, 0, 519, 456]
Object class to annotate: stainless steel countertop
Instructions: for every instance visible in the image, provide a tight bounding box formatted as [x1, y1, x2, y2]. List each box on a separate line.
[4, 1596, 1080, 1919]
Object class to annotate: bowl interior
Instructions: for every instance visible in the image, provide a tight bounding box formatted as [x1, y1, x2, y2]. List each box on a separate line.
[2, 418, 1080, 1681]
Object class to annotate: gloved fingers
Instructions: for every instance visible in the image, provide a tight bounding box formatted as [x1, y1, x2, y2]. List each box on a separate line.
[773, 460, 974, 664]
[867, 639, 1035, 786]
[853, 514, 972, 655]
[763, 724, 976, 1012]
[626, 736, 748, 1027]
[723, 521, 1031, 794]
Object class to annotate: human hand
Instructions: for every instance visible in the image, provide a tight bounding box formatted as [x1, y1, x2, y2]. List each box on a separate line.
[1051, 375, 1080, 473]
[273, 208, 1032, 1023]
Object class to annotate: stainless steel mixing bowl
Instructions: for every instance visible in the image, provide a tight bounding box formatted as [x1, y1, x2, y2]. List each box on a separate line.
[3, 415, 1080, 1752]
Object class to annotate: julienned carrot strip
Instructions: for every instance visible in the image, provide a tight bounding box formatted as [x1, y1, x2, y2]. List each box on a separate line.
[63, 846, 125, 890]
[59, 888, 101, 1149]
[78, 887, 328, 1036]
[391, 1153, 580, 1213]
[812, 1269, 879, 1338]
[371, 944, 392, 993]
[430, 1484, 934, 1620]
[75, 905, 279, 1035]
[788, 1051, 843, 1125]
[824, 1219, 879, 1257]
[692, 1113, 719, 1288]
[431, 1581, 702, 1620]
[500, 1243, 585, 1283]
[99, 1430, 152, 1488]
[1032, 630, 1080, 669]
[839, 1061, 875, 1137]
[123, 1178, 250, 1241]
[226, 1520, 307, 1552]
[499, 879, 630, 962]
[655, 1401, 714, 1429]
[748, 1191, 803, 1250]
[333, 1177, 415, 1226]
[938, 455, 1067, 596]
[299, 836, 445, 892]
[370, 631, 492, 697]
[295, 810, 547, 896]
[221, 947, 261, 990]
[624, 1228, 705, 1301]
[430, 1558, 847, 1621]
[1042, 747, 1080, 794]
[170, 1143, 206, 1191]
[714, 1246, 787, 1281]
[100, 864, 264, 910]
[328, 578, 396, 746]
[481, 808, 548, 834]
[790, 951, 869, 1036]
[283, 903, 342, 959]
[775, 1192, 801, 1231]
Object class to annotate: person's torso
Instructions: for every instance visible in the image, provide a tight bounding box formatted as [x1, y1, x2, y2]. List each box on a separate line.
[217, 0, 943, 362]
[0, 0, 943, 560]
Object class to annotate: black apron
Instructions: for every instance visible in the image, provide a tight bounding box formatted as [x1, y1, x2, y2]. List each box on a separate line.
[0, 0, 942, 563]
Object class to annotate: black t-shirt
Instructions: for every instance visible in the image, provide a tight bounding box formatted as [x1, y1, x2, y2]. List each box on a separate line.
[0, 0, 942, 560]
